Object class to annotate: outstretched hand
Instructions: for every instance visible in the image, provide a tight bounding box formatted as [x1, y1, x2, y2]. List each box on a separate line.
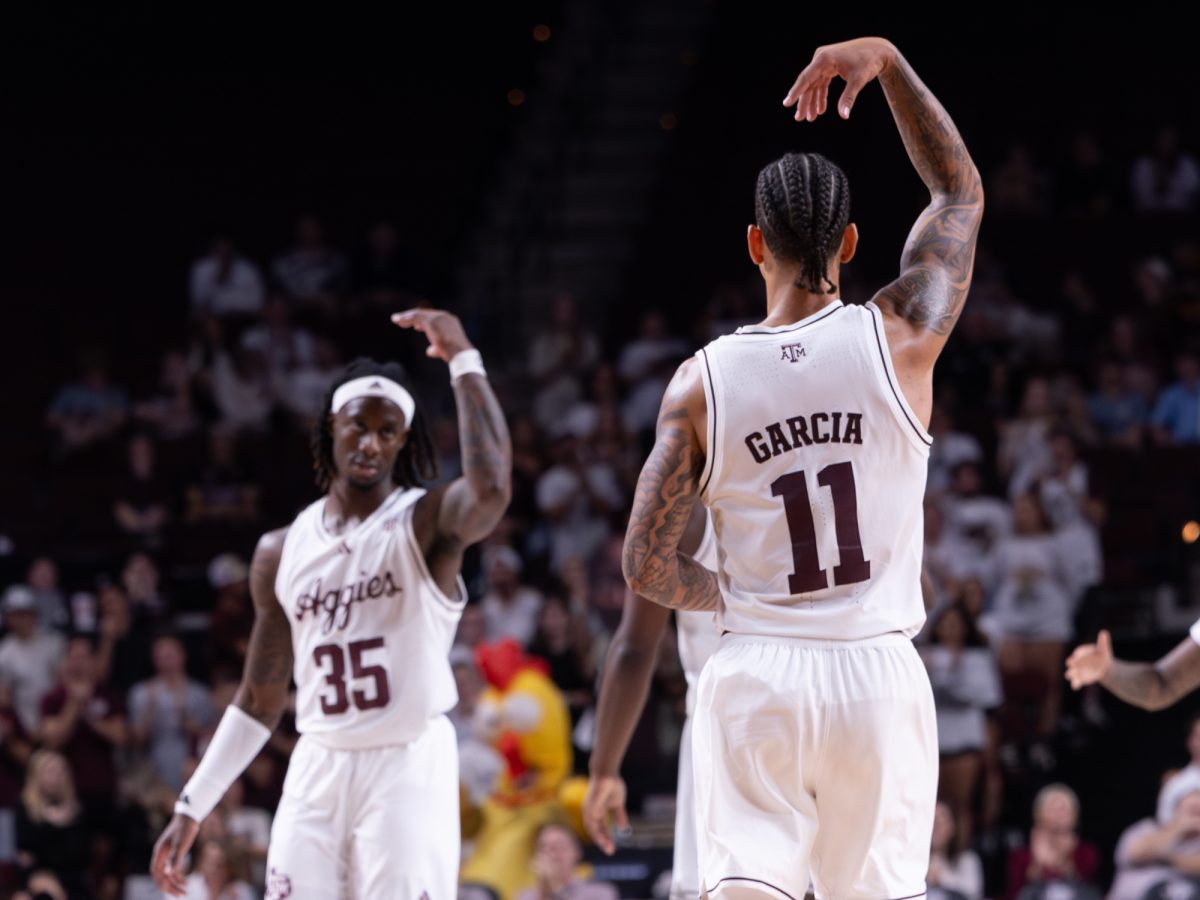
[1065, 629, 1114, 690]
[783, 37, 896, 122]
[392, 308, 473, 363]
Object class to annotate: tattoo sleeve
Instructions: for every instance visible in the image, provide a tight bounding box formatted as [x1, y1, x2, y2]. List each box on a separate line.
[873, 51, 984, 340]
[440, 373, 513, 543]
[622, 365, 719, 612]
[234, 532, 293, 729]
[1102, 638, 1200, 711]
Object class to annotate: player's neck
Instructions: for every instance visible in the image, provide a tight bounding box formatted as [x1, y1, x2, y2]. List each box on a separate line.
[326, 478, 397, 530]
[758, 278, 840, 328]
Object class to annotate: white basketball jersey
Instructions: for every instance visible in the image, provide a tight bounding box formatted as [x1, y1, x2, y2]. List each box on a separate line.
[697, 300, 931, 640]
[677, 514, 720, 715]
[275, 487, 466, 749]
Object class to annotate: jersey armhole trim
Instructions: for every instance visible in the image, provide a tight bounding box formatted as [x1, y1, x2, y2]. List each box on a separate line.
[401, 501, 468, 613]
[697, 348, 718, 499]
[864, 302, 934, 449]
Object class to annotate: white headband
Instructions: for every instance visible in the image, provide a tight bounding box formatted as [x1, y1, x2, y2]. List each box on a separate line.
[331, 376, 416, 428]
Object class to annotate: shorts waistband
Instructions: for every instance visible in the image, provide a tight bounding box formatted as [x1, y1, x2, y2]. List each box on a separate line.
[719, 630, 914, 651]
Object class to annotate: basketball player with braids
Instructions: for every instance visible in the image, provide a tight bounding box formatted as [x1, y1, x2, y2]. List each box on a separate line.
[150, 309, 511, 899]
[622, 38, 983, 899]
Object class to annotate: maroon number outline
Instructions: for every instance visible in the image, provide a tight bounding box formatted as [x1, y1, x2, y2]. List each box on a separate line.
[770, 461, 871, 593]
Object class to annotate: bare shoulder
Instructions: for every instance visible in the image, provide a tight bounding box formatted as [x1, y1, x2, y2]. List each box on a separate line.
[249, 526, 290, 608]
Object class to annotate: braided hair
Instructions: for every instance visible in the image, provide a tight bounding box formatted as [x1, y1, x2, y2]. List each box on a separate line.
[754, 152, 851, 294]
[311, 358, 438, 492]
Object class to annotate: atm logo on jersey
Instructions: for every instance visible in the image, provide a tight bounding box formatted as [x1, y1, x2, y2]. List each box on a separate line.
[780, 342, 806, 362]
[294, 571, 403, 634]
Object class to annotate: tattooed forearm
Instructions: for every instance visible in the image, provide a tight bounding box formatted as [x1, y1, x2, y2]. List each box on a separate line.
[452, 373, 513, 503]
[878, 53, 982, 202]
[623, 378, 720, 612]
[874, 50, 983, 340]
[234, 533, 293, 729]
[1102, 644, 1200, 712]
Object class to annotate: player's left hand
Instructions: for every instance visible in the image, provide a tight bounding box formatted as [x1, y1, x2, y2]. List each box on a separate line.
[783, 37, 896, 122]
[391, 308, 473, 362]
[583, 774, 630, 855]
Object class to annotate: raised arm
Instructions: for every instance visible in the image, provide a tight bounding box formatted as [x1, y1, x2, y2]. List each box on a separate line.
[586, 505, 708, 852]
[622, 359, 718, 612]
[785, 37, 984, 380]
[393, 309, 512, 548]
[151, 527, 292, 896]
[1066, 629, 1200, 711]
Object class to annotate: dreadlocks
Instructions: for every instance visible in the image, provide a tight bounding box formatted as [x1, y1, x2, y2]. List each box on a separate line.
[311, 358, 438, 492]
[754, 151, 851, 294]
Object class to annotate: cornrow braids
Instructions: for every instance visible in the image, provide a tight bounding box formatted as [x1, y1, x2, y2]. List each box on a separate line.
[754, 152, 851, 294]
[311, 358, 438, 492]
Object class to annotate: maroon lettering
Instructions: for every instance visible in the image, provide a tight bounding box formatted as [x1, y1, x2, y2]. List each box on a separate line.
[811, 413, 830, 444]
[844, 413, 863, 444]
[830, 412, 842, 442]
[745, 432, 771, 464]
[295, 571, 403, 634]
[766, 423, 792, 457]
[313, 637, 392, 716]
[786, 415, 812, 447]
[771, 462, 871, 594]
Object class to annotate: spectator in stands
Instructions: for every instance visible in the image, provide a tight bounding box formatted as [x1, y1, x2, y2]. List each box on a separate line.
[0, 685, 33, 891]
[998, 376, 1055, 493]
[0, 587, 66, 733]
[1157, 717, 1200, 824]
[937, 462, 1009, 591]
[111, 433, 173, 542]
[989, 142, 1051, 215]
[14, 750, 88, 896]
[24, 556, 68, 633]
[94, 580, 154, 695]
[927, 404, 986, 498]
[12, 869, 68, 900]
[127, 635, 215, 792]
[279, 334, 343, 426]
[37, 635, 128, 828]
[216, 778, 272, 889]
[528, 292, 600, 432]
[1110, 771, 1200, 900]
[1006, 784, 1099, 900]
[1056, 131, 1118, 218]
[1152, 349, 1200, 445]
[929, 801, 984, 900]
[211, 343, 275, 430]
[184, 428, 261, 523]
[513, 821, 618, 900]
[616, 310, 687, 386]
[271, 214, 348, 308]
[133, 348, 202, 440]
[240, 294, 317, 380]
[121, 552, 170, 622]
[189, 236, 266, 318]
[991, 494, 1075, 769]
[455, 604, 488, 653]
[44, 351, 128, 455]
[180, 838, 256, 900]
[207, 553, 254, 674]
[1089, 360, 1148, 447]
[535, 434, 624, 575]
[480, 545, 544, 646]
[923, 601, 1002, 851]
[528, 591, 596, 731]
[1131, 126, 1200, 214]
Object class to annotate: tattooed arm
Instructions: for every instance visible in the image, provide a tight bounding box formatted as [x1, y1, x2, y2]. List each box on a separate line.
[785, 38, 984, 419]
[1066, 629, 1200, 711]
[623, 359, 719, 612]
[151, 527, 291, 896]
[394, 309, 512, 590]
[232, 527, 294, 726]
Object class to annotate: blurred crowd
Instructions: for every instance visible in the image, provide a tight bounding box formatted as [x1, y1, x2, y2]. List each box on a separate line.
[0, 123, 1198, 899]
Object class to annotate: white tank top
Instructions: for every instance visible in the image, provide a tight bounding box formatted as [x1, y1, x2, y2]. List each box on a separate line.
[697, 300, 931, 640]
[677, 514, 720, 714]
[274, 487, 466, 748]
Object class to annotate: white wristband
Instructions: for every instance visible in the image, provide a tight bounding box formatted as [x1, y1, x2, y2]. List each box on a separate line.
[449, 349, 486, 382]
[174, 705, 271, 822]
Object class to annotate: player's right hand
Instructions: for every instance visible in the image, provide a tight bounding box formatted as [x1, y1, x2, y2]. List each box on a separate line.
[151, 812, 200, 896]
[1065, 629, 1114, 690]
[583, 774, 630, 855]
[783, 37, 896, 122]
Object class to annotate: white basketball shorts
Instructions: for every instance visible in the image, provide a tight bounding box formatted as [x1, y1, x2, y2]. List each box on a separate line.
[692, 633, 937, 900]
[265, 714, 460, 900]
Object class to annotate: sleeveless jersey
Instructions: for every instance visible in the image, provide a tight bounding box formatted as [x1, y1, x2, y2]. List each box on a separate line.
[275, 487, 466, 748]
[677, 514, 720, 714]
[697, 300, 931, 640]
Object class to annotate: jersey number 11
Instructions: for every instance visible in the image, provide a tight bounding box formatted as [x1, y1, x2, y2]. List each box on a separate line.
[771, 461, 871, 593]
